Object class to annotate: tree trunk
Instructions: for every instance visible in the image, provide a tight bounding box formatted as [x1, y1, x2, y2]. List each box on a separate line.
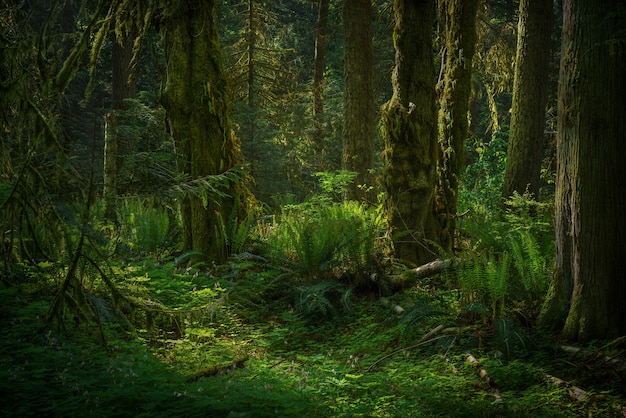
[539, 0, 626, 341]
[312, 0, 329, 149]
[103, 112, 118, 221]
[246, 0, 257, 152]
[342, 0, 374, 202]
[502, 0, 553, 200]
[160, 1, 248, 263]
[103, 22, 137, 221]
[435, 0, 479, 252]
[381, 0, 441, 266]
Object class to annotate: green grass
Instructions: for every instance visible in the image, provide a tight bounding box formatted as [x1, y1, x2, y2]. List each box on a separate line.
[1, 269, 624, 417]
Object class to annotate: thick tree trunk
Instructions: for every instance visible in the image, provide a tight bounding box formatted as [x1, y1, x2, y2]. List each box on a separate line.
[435, 0, 479, 252]
[502, 0, 553, 200]
[539, 0, 626, 341]
[381, 0, 441, 266]
[342, 0, 374, 202]
[161, 1, 247, 263]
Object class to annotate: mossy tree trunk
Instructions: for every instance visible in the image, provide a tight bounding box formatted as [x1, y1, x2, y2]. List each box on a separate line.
[381, 0, 441, 266]
[502, 0, 553, 200]
[342, 0, 374, 202]
[160, 1, 248, 263]
[539, 0, 626, 341]
[435, 0, 479, 252]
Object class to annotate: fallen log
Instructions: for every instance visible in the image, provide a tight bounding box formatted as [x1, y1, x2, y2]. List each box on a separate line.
[187, 355, 249, 382]
[389, 257, 463, 289]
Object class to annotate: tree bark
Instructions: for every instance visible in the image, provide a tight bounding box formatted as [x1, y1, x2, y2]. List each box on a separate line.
[342, 0, 374, 202]
[502, 0, 553, 200]
[160, 1, 248, 263]
[435, 0, 479, 252]
[312, 0, 329, 149]
[103, 20, 137, 221]
[539, 0, 626, 341]
[380, 0, 441, 266]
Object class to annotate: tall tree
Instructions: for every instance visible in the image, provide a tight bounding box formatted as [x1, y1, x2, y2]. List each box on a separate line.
[502, 0, 553, 200]
[160, 1, 249, 263]
[380, 0, 441, 266]
[103, 9, 140, 221]
[342, 0, 374, 201]
[539, 0, 626, 341]
[435, 0, 479, 251]
[312, 0, 330, 147]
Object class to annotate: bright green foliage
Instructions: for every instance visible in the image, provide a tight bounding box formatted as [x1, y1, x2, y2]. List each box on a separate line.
[3, 281, 625, 418]
[264, 201, 384, 285]
[313, 170, 358, 202]
[117, 198, 178, 257]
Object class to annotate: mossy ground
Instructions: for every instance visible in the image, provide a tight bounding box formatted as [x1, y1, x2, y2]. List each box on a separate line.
[1, 262, 624, 417]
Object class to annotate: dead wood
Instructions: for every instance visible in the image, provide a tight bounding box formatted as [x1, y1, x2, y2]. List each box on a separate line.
[543, 373, 587, 402]
[389, 257, 463, 289]
[465, 353, 503, 403]
[187, 355, 249, 382]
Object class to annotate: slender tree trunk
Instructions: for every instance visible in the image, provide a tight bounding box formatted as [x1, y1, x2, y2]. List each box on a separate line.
[103, 112, 118, 220]
[247, 0, 257, 152]
[502, 0, 553, 200]
[343, 0, 374, 202]
[381, 0, 441, 266]
[312, 0, 329, 150]
[103, 23, 137, 221]
[161, 1, 248, 263]
[435, 0, 479, 252]
[539, 0, 626, 341]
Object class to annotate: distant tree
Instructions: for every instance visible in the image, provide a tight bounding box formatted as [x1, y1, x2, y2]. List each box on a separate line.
[435, 0, 479, 251]
[539, 0, 626, 341]
[312, 0, 330, 149]
[160, 1, 251, 263]
[380, 0, 441, 265]
[223, 0, 297, 203]
[103, 7, 140, 221]
[502, 0, 553, 200]
[342, 0, 375, 202]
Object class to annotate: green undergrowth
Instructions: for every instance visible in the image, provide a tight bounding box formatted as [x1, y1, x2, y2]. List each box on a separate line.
[1, 269, 625, 417]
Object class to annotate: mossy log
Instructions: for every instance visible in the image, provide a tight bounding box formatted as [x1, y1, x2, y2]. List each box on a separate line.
[187, 355, 249, 382]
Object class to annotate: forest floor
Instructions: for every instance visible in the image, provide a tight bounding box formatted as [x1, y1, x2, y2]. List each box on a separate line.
[1, 260, 625, 417]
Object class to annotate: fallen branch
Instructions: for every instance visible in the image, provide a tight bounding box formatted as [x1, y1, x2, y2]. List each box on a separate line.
[411, 257, 463, 280]
[465, 353, 502, 403]
[389, 257, 463, 289]
[366, 335, 453, 372]
[543, 373, 587, 402]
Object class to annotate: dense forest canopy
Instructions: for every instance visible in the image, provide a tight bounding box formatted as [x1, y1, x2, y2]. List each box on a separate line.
[1, 0, 625, 416]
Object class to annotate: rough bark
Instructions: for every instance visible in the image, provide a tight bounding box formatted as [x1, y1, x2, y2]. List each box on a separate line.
[435, 0, 479, 252]
[160, 1, 247, 263]
[539, 0, 626, 341]
[103, 22, 137, 221]
[502, 0, 553, 200]
[342, 0, 374, 201]
[312, 0, 329, 146]
[381, 0, 441, 266]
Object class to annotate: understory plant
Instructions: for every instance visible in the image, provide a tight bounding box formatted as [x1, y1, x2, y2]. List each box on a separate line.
[251, 199, 385, 318]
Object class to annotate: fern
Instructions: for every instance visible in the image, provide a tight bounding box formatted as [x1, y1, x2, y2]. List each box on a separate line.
[402, 293, 448, 333]
[510, 229, 549, 305]
[295, 279, 351, 319]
